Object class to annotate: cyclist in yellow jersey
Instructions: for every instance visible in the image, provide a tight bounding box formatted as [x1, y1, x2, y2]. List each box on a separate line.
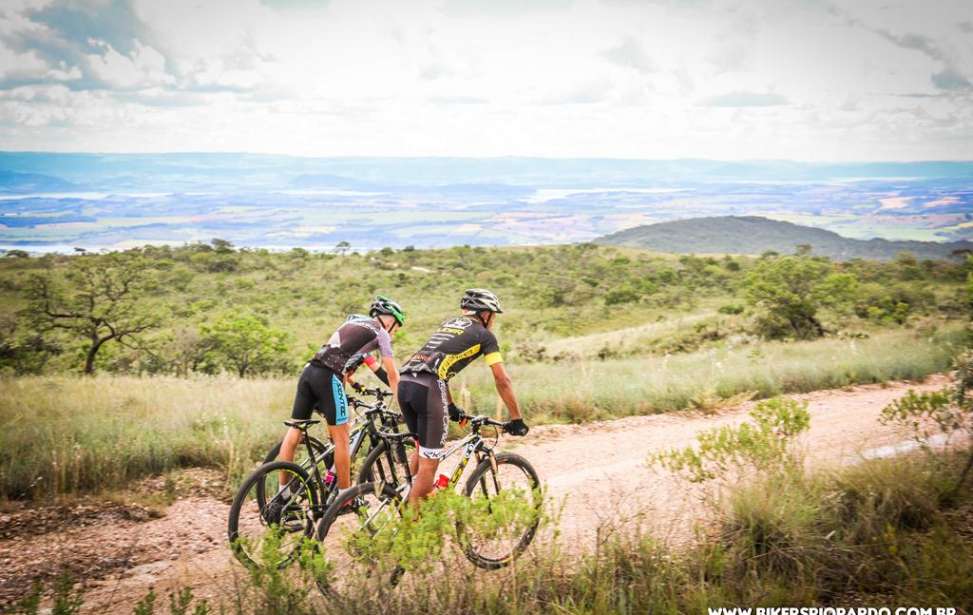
[398, 289, 528, 504]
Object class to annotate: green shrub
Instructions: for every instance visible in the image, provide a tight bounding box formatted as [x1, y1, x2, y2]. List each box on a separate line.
[649, 396, 810, 482]
[718, 303, 744, 315]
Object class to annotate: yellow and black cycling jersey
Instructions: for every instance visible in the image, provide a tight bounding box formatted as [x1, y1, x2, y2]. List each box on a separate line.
[401, 316, 502, 381]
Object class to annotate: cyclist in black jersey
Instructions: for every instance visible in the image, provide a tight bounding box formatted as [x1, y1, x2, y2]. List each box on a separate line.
[398, 288, 529, 505]
[277, 297, 404, 496]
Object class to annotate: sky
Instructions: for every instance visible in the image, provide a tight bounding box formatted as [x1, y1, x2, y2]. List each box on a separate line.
[0, 0, 971, 161]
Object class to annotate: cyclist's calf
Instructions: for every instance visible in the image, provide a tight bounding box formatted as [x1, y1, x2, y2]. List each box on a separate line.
[409, 456, 441, 504]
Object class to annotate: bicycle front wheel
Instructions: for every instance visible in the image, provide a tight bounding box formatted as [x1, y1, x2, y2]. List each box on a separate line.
[458, 452, 542, 570]
[313, 482, 405, 599]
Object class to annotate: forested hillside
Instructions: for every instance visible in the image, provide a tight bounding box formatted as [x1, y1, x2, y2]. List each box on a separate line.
[598, 216, 973, 260]
[0, 241, 968, 377]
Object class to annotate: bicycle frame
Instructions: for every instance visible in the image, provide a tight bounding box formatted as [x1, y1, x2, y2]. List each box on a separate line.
[280, 393, 401, 514]
[372, 416, 502, 502]
[438, 418, 503, 491]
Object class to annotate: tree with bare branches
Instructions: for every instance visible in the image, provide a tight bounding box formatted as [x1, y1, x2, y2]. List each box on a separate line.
[22, 255, 163, 374]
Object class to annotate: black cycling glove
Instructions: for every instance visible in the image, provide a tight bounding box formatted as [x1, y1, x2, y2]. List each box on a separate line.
[504, 418, 529, 437]
[374, 366, 390, 387]
[448, 403, 465, 422]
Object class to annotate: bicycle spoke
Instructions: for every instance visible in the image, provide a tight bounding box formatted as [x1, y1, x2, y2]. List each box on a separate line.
[230, 463, 315, 570]
[314, 483, 404, 599]
[460, 455, 541, 569]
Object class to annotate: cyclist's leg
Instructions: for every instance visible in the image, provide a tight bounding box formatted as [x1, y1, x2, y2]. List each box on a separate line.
[398, 380, 422, 478]
[280, 367, 315, 484]
[409, 379, 449, 504]
[317, 371, 351, 488]
[329, 423, 351, 488]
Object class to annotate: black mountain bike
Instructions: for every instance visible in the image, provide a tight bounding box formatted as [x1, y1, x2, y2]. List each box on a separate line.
[227, 389, 412, 569]
[259, 388, 399, 486]
[314, 415, 542, 598]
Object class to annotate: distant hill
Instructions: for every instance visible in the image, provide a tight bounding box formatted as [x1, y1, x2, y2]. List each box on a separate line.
[596, 216, 973, 261]
[0, 170, 78, 193]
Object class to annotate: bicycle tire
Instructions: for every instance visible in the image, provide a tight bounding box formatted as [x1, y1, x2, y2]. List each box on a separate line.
[313, 481, 404, 598]
[228, 460, 319, 570]
[257, 436, 333, 509]
[458, 452, 542, 570]
[356, 438, 416, 486]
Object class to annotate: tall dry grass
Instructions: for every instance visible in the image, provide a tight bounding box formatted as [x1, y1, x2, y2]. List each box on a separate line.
[461, 326, 965, 423]
[0, 326, 963, 499]
[0, 375, 292, 499]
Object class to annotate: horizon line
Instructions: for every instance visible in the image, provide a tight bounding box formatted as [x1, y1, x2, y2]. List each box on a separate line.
[1, 150, 972, 165]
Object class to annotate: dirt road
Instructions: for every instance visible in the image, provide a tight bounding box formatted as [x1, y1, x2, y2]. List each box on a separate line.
[0, 375, 949, 612]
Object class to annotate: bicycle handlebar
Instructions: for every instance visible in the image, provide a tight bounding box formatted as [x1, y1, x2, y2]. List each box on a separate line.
[356, 386, 392, 399]
[463, 414, 507, 432]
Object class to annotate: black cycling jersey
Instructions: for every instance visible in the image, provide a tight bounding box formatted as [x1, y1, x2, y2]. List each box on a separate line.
[401, 316, 503, 381]
[310, 315, 393, 374]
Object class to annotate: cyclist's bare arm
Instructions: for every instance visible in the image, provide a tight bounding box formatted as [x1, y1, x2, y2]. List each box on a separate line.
[382, 355, 399, 392]
[490, 362, 522, 420]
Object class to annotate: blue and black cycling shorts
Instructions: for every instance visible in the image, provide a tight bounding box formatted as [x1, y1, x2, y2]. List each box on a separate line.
[291, 363, 348, 426]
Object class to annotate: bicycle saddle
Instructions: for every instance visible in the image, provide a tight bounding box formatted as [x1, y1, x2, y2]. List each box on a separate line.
[283, 419, 321, 429]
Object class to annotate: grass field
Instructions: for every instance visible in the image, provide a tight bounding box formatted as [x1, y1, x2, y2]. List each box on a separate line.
[1, 325, 964, 500]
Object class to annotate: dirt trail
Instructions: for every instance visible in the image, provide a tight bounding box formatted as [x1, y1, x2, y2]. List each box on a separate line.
[0, 375, 949, 612]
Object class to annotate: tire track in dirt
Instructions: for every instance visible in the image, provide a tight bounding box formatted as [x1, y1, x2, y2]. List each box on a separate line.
[0, 375, 949, 612]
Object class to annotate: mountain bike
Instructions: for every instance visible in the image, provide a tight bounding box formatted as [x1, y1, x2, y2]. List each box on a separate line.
[313, 415, 541, 598]
[251, 387, 411, 510]
[258, 388, 400, 496]
[227, 389, 412, 569]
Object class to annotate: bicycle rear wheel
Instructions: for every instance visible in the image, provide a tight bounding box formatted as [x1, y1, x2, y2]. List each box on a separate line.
[313, 481, 404, 599]
[258, 436, 333, 509]
[458, 452, 542, 570]
[228, 461, 319, 570]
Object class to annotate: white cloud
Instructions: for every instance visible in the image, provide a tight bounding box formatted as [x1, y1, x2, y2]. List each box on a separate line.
[0, 45, 49, 79]
[699, 91, 788, 107]
[84, 39, 172, 89]
[0, 0, 970, 160]
[600, 36, 657, 74]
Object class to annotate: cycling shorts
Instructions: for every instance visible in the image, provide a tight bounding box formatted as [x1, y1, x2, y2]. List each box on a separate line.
[291, 364, 348, 427]
[397, 373, 448, 460]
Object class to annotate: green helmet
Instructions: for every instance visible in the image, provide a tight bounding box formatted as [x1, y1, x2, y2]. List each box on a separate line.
[369, 295, 406, 326]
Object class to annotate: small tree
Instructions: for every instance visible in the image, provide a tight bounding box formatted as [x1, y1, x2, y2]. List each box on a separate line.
[22, 254, 162, 374]
[335, 240, 351, 256]
[744, 256, 857, 339]
[201, 314, 291, 377]
[211, 238, 235, 254]
[881, 351, 973, 493]
[650, 397, 811, 483]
